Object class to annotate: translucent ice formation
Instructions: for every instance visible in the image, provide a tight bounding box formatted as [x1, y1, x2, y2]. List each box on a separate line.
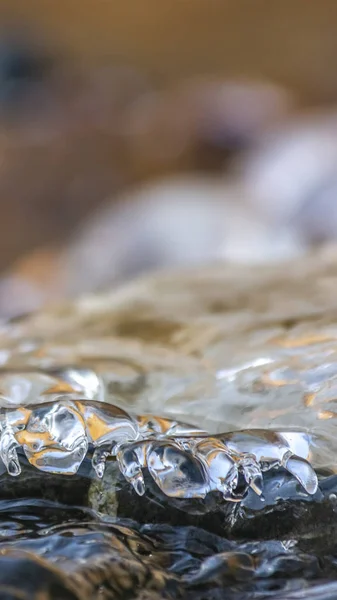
[1, 258, 337, 504]
[0, 396, 318, 501]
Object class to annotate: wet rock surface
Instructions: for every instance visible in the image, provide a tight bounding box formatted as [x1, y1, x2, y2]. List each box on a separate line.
[2, 253, 337, 597]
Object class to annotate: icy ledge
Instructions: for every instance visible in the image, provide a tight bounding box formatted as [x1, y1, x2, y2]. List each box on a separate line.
[0, 398, 318, 502]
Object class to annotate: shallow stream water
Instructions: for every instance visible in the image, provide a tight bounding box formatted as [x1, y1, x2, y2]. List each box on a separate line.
[1, 257, 337, 598]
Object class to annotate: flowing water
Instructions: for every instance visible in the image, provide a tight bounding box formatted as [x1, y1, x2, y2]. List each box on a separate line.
[1, 255, 337, 598]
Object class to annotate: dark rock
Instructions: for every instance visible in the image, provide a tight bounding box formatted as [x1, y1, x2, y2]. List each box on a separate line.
[0, 456, 91, 506]
[112, 467, 337, 547]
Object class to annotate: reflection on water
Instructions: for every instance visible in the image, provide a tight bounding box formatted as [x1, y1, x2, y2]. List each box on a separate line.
[1, 494, 337, 599]
[0, 492, 336, 600]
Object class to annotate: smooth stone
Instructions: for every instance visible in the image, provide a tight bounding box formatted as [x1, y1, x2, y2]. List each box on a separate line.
[94, 467, 337, 548]
[0, 454, 92, 505]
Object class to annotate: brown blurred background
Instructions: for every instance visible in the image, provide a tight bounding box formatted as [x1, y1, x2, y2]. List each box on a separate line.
[2, 1, 337, 99]
[0, 1, 337, 315]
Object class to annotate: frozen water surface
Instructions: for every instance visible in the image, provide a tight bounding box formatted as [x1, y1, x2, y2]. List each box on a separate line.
[0, 260, 337, 597]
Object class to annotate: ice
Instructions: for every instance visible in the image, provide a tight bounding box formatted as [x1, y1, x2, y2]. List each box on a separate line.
[146, 441, 209, 499]
[0, 393, 319, 499]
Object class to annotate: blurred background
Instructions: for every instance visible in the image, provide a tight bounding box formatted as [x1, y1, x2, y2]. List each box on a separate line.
[0, 1, 337, 315]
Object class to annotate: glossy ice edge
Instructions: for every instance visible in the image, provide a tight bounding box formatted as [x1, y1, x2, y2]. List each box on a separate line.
[0, 398, 318, 502]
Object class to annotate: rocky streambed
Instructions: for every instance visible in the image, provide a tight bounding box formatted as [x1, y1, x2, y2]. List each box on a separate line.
[1, 250, 337, 598]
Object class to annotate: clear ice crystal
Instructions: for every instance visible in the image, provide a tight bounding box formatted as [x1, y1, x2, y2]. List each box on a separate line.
[0, 425, 21, 476]
[283, 453, 319, 495]
[147, 441, 209, 499]
[117, 442, 146, 495]
[0, 392, 319, 501]
[92, 444, 112, 478]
